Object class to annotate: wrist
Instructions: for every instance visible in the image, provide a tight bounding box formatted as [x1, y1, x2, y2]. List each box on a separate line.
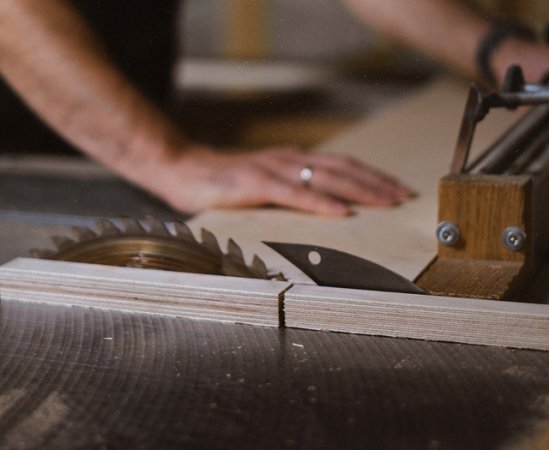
[491, 39, 549, 86]
[475, 23, 536, 86]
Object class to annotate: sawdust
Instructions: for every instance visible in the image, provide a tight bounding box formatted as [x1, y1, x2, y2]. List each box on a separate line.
[0, 389, 26, 416]
[505, 395, 549, 450]
[0, 391, 69, 450]
[503, 365, 544, 382]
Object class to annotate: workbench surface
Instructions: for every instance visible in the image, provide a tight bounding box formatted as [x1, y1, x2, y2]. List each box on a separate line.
[0, 299, 547, 450]
[1, 215, 547, 449]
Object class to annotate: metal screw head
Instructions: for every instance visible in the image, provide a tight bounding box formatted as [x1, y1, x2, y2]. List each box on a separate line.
[502, 227, 526, 252]
[436, 222, 460, 246]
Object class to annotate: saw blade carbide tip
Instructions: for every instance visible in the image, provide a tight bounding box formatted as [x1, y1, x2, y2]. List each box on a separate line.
[173, 220, 197, 242]
[52, 236, 76, 251]
[270, 272, 287, 281]
[201, 228, 222, 255]
[121, 217, 146, 234]
[221, 254, 253, 278]
[145, 215, 170, 236]
[227, 238, 245, 261]
[96, 218, 121, 236]
[251, 254, 268, 277]
[71, 226, 97, 242]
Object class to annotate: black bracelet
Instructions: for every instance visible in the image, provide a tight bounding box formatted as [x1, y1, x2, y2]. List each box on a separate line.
[476, 23, 537, 84]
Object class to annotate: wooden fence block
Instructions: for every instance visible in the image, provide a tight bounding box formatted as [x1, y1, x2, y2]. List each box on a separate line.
[416, 174, 535, 300]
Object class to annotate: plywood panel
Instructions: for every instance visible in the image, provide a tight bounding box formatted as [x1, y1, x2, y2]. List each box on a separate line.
[1, 257, 547, 351]
[284, 283, 549, 351]
[0, 258, 289, 327]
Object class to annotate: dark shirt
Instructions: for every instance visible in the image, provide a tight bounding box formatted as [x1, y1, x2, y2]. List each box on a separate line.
[0, 0, 179, 153]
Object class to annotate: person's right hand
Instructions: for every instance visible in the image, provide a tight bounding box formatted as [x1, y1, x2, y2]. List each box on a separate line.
[145, 145, 415, 216]
[492, 38, 549, 86]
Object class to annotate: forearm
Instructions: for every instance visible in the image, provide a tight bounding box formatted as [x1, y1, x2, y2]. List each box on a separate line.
[342, 0, 488, 79]
[342, 0, 549, 85]
[0, 0, 415, 215]
[0, 0, 186, 188]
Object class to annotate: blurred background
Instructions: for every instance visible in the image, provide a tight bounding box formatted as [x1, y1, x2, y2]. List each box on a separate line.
[175, 0, 436, 149]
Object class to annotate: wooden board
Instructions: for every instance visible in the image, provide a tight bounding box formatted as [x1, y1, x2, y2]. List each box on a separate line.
[1, 258, 548, 351]
[187, 78, 518, 283]
[284, 283, 549, 351]
[0, 258, 289, 327]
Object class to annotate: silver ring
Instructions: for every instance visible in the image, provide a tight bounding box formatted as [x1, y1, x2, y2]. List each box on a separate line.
[299, 165, 313, 187]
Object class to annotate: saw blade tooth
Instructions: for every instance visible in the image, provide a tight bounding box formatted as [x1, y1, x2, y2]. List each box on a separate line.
[96, 218, 121, 237]
[145, 215, 171, 236]
[71, 226, 97, 242]
[174, 220, 198, 243]
[221, 254, 254, 278]
[52, 236, 76, 251]
[227, 238, 245, 263]
[251, 254, 268, 278]
[269, 271, 287, 281]
[30, 248, 56, 259]
[201, 228, 222, 255]
[121, 217, 146, 234]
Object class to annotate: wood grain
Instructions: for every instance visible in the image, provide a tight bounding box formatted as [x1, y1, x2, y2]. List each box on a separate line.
[436, 174, 532, 262]
[1, 258, 548, 351]
[416, 174, 535, 299]
[284, 283, 549, 351]
[0, 258, 289, 327]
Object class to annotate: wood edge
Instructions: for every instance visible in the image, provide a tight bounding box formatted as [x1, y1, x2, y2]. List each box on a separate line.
[284, 284, 549, 351]
[2, 258, 547, 351]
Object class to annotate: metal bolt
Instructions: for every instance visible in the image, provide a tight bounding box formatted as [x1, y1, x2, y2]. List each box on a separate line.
[436, 222, 460, 246]
[502, 227, 526, 252]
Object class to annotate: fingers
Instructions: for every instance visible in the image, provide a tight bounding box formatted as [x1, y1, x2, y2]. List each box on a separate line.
[313, 154, 415, 198]
[161, 146, 415, 216]
[254, 148, 414, 206]
[218, 167, 353, 216]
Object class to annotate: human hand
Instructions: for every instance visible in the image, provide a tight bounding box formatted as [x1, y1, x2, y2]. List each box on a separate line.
[492, 38, 549, 86]
[149, 145, 415, 216]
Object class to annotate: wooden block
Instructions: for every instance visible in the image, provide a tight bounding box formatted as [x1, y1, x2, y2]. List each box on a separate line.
[436, 174, 532, 262]
[415, 259, 526, 300]
[284, 283, 549, 351]
[0, 258, 289, 327]
[416, 174, 535, 299]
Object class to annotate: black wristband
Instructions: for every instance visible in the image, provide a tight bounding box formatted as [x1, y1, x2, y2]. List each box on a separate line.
[476, 23, 537, 84]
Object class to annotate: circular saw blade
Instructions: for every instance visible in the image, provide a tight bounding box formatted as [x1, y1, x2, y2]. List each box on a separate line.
[32, 216, 282, 280]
